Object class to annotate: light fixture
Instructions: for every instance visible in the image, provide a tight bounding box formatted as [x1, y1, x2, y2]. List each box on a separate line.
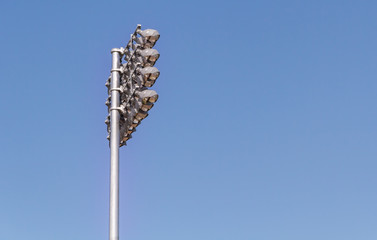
[137, 29, 160, 48]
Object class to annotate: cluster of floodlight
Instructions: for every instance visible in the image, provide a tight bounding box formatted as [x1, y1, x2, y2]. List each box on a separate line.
[105, 25, 160, 146]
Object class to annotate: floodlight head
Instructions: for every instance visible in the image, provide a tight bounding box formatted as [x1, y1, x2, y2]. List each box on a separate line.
[126, 128, 136, 136]
[138, 29, 160, 48]
[120, 132, 132, 146]
[137, 49, 160, 67]
[139, 67, 160, 87]
[135, 111, 148, 121]
[130, 119, 140, 128]
[136, 89, 159, 103]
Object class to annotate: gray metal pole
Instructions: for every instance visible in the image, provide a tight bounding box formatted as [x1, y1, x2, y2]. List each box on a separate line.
[109, 48, 121, 240]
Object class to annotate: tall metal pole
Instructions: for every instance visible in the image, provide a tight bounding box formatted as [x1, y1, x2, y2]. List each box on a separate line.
[109, 48, 121, 240]
[106, 25, 160, 240]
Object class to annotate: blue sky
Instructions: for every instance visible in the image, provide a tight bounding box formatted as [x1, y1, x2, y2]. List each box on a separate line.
[1, 0, 377, 239]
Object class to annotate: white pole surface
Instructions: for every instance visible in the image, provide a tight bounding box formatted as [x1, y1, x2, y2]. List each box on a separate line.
[109, 48, 121, 240]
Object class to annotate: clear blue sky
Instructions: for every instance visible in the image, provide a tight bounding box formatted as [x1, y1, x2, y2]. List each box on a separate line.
[1, 0, 377, 239]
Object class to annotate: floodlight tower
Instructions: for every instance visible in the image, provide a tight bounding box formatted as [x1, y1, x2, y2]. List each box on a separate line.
[105, 24, 160, 240]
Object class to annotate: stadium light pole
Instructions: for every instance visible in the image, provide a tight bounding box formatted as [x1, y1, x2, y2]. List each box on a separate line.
[105, 24, 160, 240]
[109, 48, 121, 240]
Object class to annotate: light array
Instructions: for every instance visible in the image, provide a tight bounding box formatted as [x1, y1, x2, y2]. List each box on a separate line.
[105, 25, 160, 146]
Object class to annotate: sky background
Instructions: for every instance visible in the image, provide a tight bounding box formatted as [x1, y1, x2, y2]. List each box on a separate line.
[0, 0, 377, 239]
